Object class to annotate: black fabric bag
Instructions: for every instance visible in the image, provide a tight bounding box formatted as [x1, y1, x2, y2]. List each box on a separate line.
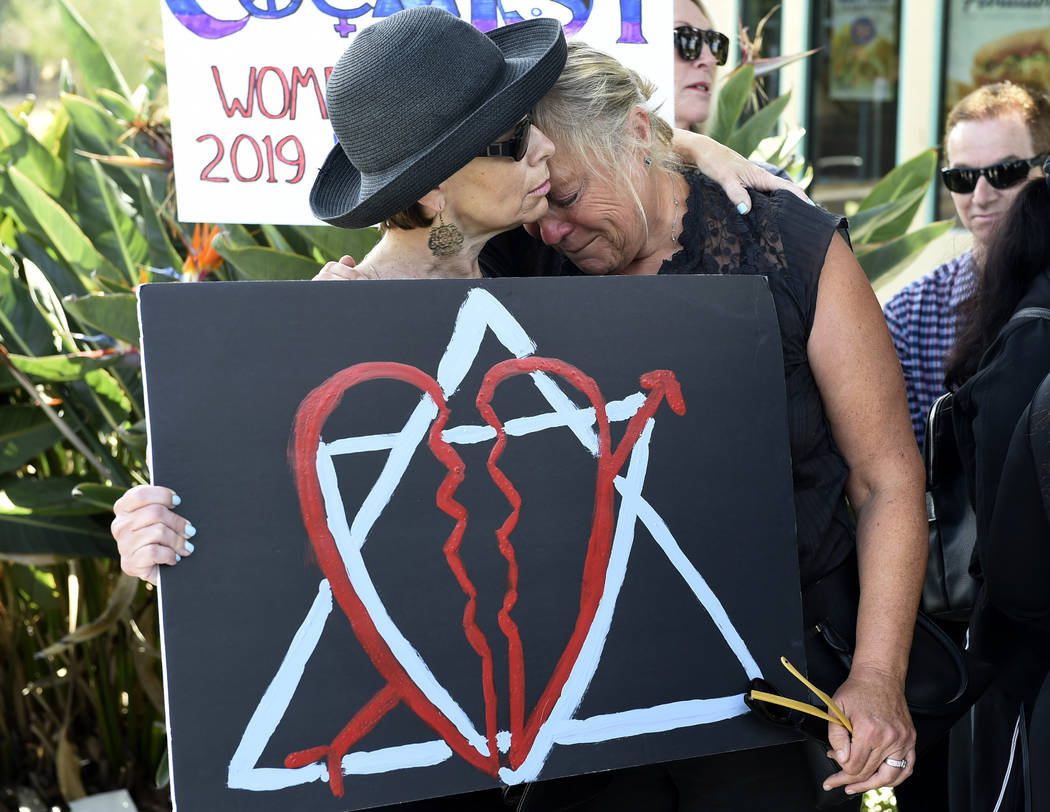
[922, 391, 978, 621]
[921, 307, 1050, 623]
[784, 552, 985, 808]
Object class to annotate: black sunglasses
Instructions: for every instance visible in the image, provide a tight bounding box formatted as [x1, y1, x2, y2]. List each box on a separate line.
[940, 153, 1047, 194]
[479, 114, 532, 161]
[673, 25, 730, 66]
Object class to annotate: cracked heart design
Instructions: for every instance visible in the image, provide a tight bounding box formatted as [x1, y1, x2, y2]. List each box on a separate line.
[286, 357, 685, 796]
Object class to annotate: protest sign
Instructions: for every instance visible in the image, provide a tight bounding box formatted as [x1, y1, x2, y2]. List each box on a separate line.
[139, 274, 808, 809]
[160, 1, 673, 225]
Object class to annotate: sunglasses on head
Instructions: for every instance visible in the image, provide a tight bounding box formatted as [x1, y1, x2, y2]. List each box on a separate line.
[479, 114, 532, 161]
[674, 25, 730, 66]
[940, 153, 1048, 194]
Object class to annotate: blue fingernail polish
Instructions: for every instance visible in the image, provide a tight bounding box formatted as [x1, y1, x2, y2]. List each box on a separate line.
[185, 541, 195, 554]
[175, 554, 182, 563]
[172, 493, 181, 507]
[185, 523, 197, 538]
[736, 202, 749, 215]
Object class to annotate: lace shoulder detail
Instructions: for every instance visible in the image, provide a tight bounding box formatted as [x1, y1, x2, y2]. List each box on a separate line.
[664, 173, 788, 279]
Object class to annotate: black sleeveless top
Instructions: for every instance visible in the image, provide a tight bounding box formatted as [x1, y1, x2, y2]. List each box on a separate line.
[481, 172, 856, 584]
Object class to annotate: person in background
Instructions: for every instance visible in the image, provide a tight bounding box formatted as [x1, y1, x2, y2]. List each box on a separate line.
[674, 0, 729, 130]
[944, 163, 1050, 812]
[883, 82, 1050, 449]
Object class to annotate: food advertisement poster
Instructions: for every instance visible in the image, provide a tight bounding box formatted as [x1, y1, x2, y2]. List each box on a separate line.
[160, 1, 672, 226]
[945, 0, 1050, 112]
[829, 0, 899, 102]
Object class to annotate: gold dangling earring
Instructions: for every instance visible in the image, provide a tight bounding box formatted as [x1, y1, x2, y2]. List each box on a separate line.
[428, 211, 464, 257]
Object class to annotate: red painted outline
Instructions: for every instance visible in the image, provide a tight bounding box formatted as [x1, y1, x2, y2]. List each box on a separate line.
[477, 359, 685, 769]
[289, 359, 686, 789]
[290, 362, 500, 794]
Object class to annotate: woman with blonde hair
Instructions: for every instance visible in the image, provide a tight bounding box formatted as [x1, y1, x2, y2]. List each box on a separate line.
[674, 0, 730, 130]
[489, 40, 926, 809]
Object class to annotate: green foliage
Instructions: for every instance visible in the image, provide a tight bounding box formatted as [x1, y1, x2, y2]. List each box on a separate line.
[710, 66, 950, 285]
[849, 150, 955, 284]
[0, 13, 376, 807]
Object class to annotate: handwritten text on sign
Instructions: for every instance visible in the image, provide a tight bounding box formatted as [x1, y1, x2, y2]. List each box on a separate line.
[161, 1, 672, 225]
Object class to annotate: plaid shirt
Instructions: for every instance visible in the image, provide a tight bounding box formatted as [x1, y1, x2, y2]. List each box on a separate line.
[884, 251, 977, 448]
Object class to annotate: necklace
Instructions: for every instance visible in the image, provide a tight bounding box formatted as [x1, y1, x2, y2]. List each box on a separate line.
[671, 175, 681, 249]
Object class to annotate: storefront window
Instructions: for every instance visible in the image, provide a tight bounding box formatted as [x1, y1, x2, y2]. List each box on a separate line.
[807, 0, 901, 210]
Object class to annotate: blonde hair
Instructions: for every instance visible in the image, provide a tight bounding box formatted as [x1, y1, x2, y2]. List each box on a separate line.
[533, 41, 681, 228]
[945, 82, 1050, 158]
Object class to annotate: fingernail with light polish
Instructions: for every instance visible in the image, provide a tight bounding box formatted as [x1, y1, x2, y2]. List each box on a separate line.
[172, 493, 182, 507]
[736, 202, 749, 215]
[184, 541, 195, 554]
[175, 554, 182, 563]
[185, 523, 197, 538]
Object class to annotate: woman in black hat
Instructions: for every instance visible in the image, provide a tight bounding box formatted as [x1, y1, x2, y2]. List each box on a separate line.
[307, 5, 794, 283]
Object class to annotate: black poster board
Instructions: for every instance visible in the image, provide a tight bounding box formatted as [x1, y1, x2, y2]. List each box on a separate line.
[139, 275, 807, 811]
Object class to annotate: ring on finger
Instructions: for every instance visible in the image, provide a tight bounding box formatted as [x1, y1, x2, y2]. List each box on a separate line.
[884, 756, 907, 769]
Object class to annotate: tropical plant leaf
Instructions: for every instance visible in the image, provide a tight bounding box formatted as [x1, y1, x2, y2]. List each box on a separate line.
[94, 89, 137, 125]
[0, 475, 116, 557]
[22, 258, 78, 348]
[857, 220, 955, 284]
[216, 223, 261, 249]
[0, 406, 63, 474]
[752, 48, 823, 78]
[261, 224, 293, 254]
[55, 0, 131, 101]
[214, 238, 320, 281]
[39, 104, 71, 157]
[849, 185, 929, 244]
[7, 167, 120, 284]
[78, 159, 149, 284]
[726, 92, 792, 162]
[708, 64, 755, 145]
[7, 351, 124, 383]
[294, 225, 381, 264]
[0, 106, 66, 198]
[39, 574, 139, 658]
[0, 513, 116, 557]
[61, 293, 140, 346]
[860, 149, 939, 209]
[83, 368, 133, 423]
[857, 149, 939, 242]
[61, 94, 128, 159]
[13, 233, 89, 300]
[71, 482, 126, 511]
[0, 266, 56, 357]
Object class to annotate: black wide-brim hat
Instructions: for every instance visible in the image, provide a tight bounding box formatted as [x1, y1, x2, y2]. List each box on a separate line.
[310, 7, 567, 230]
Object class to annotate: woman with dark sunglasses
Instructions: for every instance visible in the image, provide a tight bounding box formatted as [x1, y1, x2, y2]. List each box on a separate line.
[673, 0, 729, 130]
[941, 162, 1050, 812]
[884, 83, 1050, 450]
